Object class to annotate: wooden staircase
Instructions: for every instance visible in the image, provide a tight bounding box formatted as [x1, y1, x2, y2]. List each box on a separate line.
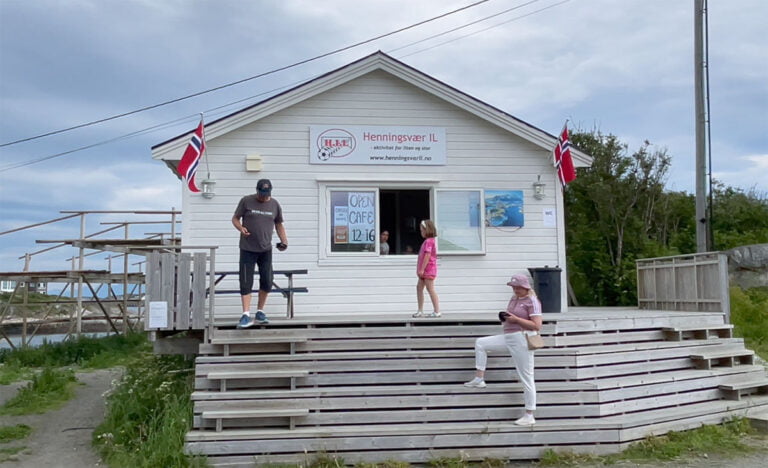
[186, 310, 768, 466]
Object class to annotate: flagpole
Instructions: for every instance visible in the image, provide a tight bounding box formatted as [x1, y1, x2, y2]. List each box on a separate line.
[200, 113, 211, 180]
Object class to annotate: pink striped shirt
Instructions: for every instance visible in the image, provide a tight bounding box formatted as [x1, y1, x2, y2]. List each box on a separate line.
[502, 295, 542, 333]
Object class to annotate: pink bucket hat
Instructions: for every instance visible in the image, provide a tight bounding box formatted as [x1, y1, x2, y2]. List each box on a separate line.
[507, 274, 532, 289]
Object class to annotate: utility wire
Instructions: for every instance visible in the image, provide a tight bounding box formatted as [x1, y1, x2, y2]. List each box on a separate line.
[388, 0, 541, 54]
[398, 0, 568, 59]
[0, 0, 568, 173]
[0, 0, 490, 148]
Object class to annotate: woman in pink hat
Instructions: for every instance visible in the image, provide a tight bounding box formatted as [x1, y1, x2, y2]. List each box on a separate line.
[463, 273, 543, 426]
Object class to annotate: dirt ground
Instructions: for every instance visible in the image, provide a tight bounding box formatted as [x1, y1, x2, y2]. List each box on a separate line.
[0, 368, 120, 467]
[0, 369, 766, 467]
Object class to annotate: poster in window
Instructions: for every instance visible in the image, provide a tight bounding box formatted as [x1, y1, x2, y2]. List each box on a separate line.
[330, 190, 376, 252]
[484, 190, 524, 227]
[334, 206, 348, 244]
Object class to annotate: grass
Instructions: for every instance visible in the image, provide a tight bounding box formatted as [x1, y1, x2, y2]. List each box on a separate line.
[0, 424, 32, 443]
[538, 417, 756, 466]
[0, 446, 27, 463]
[0, 332, 149, 384]
[730, 286, 768, 360]
[93, 352, 208, 468]
[0, 367, 78, 416]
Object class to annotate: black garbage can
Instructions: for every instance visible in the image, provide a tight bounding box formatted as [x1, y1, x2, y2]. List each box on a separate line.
[528, 266, 562, 313]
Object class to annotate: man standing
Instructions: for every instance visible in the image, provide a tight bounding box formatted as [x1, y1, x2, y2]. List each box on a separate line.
[231, 179, 288, 327]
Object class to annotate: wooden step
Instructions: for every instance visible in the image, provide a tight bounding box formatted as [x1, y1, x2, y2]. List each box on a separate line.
[191, 366, 767, 402]
[187, 312, 766, 466]
[206, 370, 309, 391]
[718, 377, 768, 400]
[202, 408, 309, 432]
[192, 387, 728, 430]
[663, 324, 733, 341]
[187, 395, 768, 443]
[690, 347, 754, 370]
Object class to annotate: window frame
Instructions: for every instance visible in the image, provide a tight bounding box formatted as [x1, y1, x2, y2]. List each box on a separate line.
[318, 179, 484, 262]
[322, 185, 380, 258]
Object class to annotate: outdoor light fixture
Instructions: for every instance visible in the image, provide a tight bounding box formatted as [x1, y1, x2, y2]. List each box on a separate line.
[201, 178, 216, 199]
[533, 175, 545, 200]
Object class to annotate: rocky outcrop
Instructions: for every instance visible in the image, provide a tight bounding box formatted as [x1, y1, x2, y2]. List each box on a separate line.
[725, 244, 768, 289]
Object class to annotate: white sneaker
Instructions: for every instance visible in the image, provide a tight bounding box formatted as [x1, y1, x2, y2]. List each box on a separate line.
[412, 311, 424, 318]
[514, 414, 536, 426]
[463, 377, 487, 388]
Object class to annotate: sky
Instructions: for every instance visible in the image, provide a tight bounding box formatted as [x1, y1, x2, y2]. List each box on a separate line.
[0, 0, 766, 273]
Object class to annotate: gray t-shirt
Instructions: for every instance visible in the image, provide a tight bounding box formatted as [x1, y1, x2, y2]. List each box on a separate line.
[234, 195, 284, 252]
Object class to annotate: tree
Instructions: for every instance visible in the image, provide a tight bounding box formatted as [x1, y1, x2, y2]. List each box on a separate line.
[566, 130, 670, 306]
[565, 130, 768, 307]
[711, 183, 768, 249]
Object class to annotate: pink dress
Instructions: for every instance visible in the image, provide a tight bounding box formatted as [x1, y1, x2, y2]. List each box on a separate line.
[417, 237, 437, 279]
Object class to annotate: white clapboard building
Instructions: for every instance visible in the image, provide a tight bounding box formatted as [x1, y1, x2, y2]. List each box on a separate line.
[151, 51, 592, 320]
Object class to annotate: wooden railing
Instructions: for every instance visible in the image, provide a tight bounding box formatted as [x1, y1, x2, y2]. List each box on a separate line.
[636, 252, 730, 320]
[144, 247, 217, 340]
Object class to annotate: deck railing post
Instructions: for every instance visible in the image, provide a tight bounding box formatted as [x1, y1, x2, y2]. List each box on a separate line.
[717, 253, 731, 322]
[207, 247, 216, 343]
[76, 213, 86, 336]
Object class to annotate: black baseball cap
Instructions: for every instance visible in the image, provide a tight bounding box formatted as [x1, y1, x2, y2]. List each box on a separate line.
[256, 179, 272, 196]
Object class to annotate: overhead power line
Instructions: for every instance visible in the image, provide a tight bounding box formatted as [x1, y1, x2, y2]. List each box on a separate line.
[0, 0, 490, 148]
[0, 0, 570, 173]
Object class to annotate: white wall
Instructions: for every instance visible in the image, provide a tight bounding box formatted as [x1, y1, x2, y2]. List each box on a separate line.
[182, 70, 566, 319]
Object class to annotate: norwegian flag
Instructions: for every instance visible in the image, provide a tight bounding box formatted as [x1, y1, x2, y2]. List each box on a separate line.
[553, 124, 576, 187]
[178, 120, 206, 192]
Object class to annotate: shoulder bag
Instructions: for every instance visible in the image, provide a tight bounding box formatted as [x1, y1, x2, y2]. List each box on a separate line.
[525, 331, 544, 350]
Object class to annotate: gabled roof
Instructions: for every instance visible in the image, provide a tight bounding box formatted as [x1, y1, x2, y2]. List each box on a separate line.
[152, 51, 592, 167]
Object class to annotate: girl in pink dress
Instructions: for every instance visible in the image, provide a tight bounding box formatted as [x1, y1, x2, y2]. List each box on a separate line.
[413, 219, 440, 318]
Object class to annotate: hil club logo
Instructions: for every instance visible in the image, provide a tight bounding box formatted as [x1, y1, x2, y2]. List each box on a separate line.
[317, 128, 356, 161]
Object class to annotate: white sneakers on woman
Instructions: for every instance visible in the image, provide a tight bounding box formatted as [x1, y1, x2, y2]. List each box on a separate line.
[462, 378, 535, 425]
[514, 413, 536, 426]
[463, 377, 487, 388]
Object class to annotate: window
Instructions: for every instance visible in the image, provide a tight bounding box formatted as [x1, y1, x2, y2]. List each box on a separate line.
[435, 189, 484, 254]
[321, 183, 484, 258]
[329, 190, 377, 253]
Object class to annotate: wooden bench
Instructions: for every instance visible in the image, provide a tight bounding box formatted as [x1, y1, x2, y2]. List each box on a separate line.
[718, 377, 768, 400]
[206, 369, 310, 392]
[202, 408, 310, 432]
[690, 347, 754, 370]
[210, 337, 308, 357]
[211, 269, 308, 318]
[663, 324, 733, 341]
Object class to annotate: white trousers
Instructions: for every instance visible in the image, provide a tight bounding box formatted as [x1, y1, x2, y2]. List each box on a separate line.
[474, 333, 536, 411]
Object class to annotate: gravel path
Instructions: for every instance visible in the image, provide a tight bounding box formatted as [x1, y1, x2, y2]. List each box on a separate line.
[0, 368, 120, 467]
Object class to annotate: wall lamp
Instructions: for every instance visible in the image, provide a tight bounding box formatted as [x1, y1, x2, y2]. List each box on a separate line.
[532, 175, 546, 200]
[201, 178, 216, 199]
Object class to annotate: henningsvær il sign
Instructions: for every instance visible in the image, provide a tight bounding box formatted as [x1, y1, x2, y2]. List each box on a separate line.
[309, 125, 446, 165]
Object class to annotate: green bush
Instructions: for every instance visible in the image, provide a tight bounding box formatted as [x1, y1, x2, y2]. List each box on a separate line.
[93, 353, 207, 468]
[730, 286, 768, 360]
[0, 332, 148, 368]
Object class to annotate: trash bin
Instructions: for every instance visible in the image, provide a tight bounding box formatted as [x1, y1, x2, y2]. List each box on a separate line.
[528, 266, 562, 313]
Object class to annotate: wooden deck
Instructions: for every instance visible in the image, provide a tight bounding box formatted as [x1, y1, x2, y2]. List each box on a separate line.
[187, 308, 768, 466]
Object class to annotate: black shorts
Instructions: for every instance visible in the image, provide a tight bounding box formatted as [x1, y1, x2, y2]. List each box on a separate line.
[239, 249, 273, 295]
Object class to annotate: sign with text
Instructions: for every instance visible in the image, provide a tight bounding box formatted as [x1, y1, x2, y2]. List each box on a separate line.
[330, 190, 376, 252]
[148, 301, 168, 329]
[310, 125, 446, 165]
